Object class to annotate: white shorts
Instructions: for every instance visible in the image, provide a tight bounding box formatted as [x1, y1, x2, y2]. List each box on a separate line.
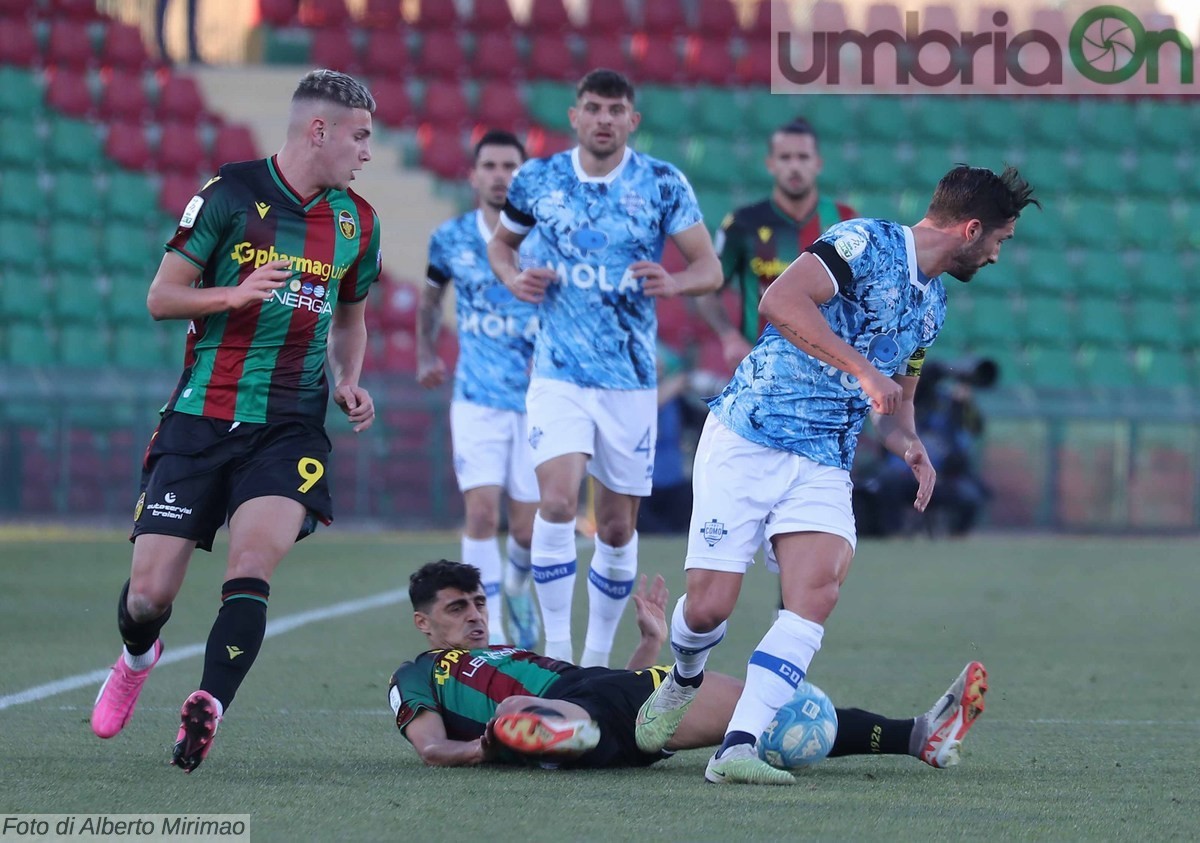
[449, 400, 540, 503]
[524, 377, 657, 497]
[685, 415, 857, 574]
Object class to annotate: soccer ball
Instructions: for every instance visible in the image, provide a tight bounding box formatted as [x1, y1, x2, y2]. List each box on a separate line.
[758, 680, 838, 770]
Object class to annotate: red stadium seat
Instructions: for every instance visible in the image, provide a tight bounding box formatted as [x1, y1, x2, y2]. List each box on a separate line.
[864, 2, 903, 34]
[697, 0, 739, 36]
[0, 18, 38, 66]
[531, 32, 583, 81]
[377, 278, 419, 330]
[686, 36, 736, 85]
[811, 0, 848, 31]
[155, 73, 206, 125]
[369, 77, 414, 127]
[419, 130, 469, 179]
[642, 0, 687, 35]
[298, 0, 350, 28]
[922, 3, 959, 32]
[97, 69, 151, 122]
[211, 123, 258, 165]
[44, 0, 102, 21]
[257, 0, 299, 27]
[415, 29, 465, 80]
[45, 19, 95, 71]
[360, 0, 402, 29]
[474, 79, 525, 131]
[414, 0, 458, 31]
[44, 68, 93, 117]
[159, 171, 200, 215]
[100, 22, 152, 71]
[527, 0, 571, 35]
[735, 45, 773, 85]
[470, 31, 521, 80]
[421, 78, 470, 130]
[104, 120, 155, 170]
[362, 28, 410, 76]
[632, 34, 683, 83]
[470, 0, 515, 33]
[524, 126, 573, 157]
[585, 0, 632, 34]
[310, 26, 359, 73]
[156, 121, 208, 176]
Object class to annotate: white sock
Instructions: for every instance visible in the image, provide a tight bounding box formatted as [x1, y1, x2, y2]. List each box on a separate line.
[462, 535, 504, 641]
[123, 645, 157, 671]
[725, 610, 824, 741]
[669, 595, 726, 679]
[581, 532, 638, 667]
[531, 512, 577, 660]
[504, 534, 533, 595]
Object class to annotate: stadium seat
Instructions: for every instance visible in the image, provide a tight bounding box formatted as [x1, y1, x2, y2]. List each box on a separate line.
[1132, 100, 1188, 151]
[414, 0, 459, 31]
[1075, 100, 1135, 151]
[3, 323, 56, 367]
[633, 85, 692, 137]
[469, 0, 516, 33]
[358, 0, 400, 28]
[1075, 299, 1128, 346]
[1135, 347, 1193, 391]
[58, 323, 111, 368]
[45, 19, 96, 71]
[48, 171, 101, 223]
[1129, 299, 1186, 350]
[524, 126, 573, 157]
[260, 25, 314, 64]
[1129, 250, 1184, 298]
[368, 77, 413, 128]
[1129, 150, 1181, 197]
[1021, 294, 1075, 348]
[418, 130, 468, 179]
[632, 34, 684, 83]
[0, 261, 50, 321]
[112, 322, 171, 369]
[210, 122, 258, 165]
[530, 33, 583, 82]
[361, 27, 409, 76]
[1072, 249, 1126, 298]
[0, 121, 40, 169]
[524, 80, 574, 129]
[526, 0, 571, 35]
[50, 266, 107, 323]
[47, 117, 105, 171]
[102, 221, 157, 281]
[258, 0, 299, 27]
[154, 73, 207, 126]
[97, 69, 152, 122]
[1022, 345, 1081, 389]
[735, 45, 773, 85]
[45, 0, 103, 21]
[100, 22, 152, 71]
[642, 0, 687, 35]
[474, 79, 526, 132]
[580, 35, 632, 76]
[415, 29, 466, 80]
[420, 79, 470, 130]
[469, 31, 521, 80]
[692, 86, 742, 139]
[44, 69, 94, 118]
[159, 171, 199, 214]
[1075, 148, 1127, 196]
[585, 0, 633, 34]
[697, 0, 739, 37]
[0, 67, 41, 118]
[104, 120, 155, 171]
[685, 36, 736, 85]
[156, 121, 209, 176]
[0, 18, 39, 66]
[309, 26, 360, 73]
[1081, 347, 1136, 390]
[298, 0, 351, 28]
[1065, 203, 1115, 251]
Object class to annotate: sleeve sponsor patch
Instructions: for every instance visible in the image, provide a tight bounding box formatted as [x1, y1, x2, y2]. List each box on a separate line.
[388, 684, 402, 717]
[834, 232, 868, 261]
[179, 195, 204, 229]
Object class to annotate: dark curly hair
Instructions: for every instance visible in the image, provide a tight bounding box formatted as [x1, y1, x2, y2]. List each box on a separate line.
[926, 165, 1041, 231]
[408, 560, 482, 612]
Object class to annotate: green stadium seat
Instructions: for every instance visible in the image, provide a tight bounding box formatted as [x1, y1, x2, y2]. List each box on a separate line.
[0, 121, 41, 169]
[817, 140, 854, 192]
[1024, 100, 1078, 146]
[1076, 100, 1136, 151]
[694, 189, 731, 229]
[963, 290, 1020, 347]
[1134, 347, 1193, 391]
[857, 96, 914, 143]
[0, 67, 42, 117]
[2, 323, 55, 367]
[853, 141, 904, 191]
[906, 97, 965, 147]
[100, 220, 161, 276]
[1132, 100, 1189, 151]
[261, 25, 313, 65]
[58, 324, 111, 368]
[851, 190, 901, 219]
[1020, 246, 1072, 295]
[1073, 249, 1127, 298]
[693, 88, 742, 139]
[1064, 204, 1115, 250]
[1075, 149, 1126, 196]
[47, 222, 99, 275]
[47, 117, 105, 171]
[112, 323, 171, 370]
[50, 272, 108, 324]
[1021, 293, 1074, 348]
[48, 171, 102, 224]
[0, 219, 42, 274]
[1014, 147, 1070, 196]
[100, 171, 162, 225]
[744, 89, 809, 139]
[1169, 200, 1198, 250]
[909, 144, 959, 192]
[0, 273, 50, 323]
[1022, 345, 1082, 389]
[634, 133, 691, 169]
[106, 272, 151, 324]
[1129, 150, 1180, 197]
[634, 86, 693, 137]
[1075, 299, 1128, 346]
[1130, 299, 1186, 350]
[1129, 250, 1184, 297]
[525, 81, 574, 131]
[964, 98, 1026, 148]
[1118, 198, 1171, 251]
[1080, 347, 1136, 390]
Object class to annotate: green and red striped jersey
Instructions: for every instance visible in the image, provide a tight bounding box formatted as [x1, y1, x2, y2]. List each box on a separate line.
[163, 156, 381, 424]
[389, 647, 576, 741]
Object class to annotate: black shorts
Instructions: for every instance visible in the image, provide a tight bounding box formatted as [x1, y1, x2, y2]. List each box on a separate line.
[130, 411, 333, 552]
[544, 665, 673, 768]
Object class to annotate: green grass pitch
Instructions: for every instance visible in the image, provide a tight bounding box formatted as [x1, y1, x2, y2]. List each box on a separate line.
[1, 529, 1196, 841]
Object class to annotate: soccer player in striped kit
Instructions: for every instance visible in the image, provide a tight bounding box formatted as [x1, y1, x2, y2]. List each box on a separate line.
[91, 69, 382, 773]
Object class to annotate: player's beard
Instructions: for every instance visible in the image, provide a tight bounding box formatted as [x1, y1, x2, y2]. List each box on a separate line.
[778, 177, 812, 202]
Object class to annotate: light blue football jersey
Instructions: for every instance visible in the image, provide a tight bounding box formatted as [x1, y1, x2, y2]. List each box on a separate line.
[709, 219, 948, 470]
[501, 147, 703, 389]
[426, 210, 539, 412]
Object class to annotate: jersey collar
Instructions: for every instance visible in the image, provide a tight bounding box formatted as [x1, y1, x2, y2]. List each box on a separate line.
[474, 208, 492, 243]
[570, 145, 632, 184]
[903, 225, 932, 291]
[267, 155, 329, 211]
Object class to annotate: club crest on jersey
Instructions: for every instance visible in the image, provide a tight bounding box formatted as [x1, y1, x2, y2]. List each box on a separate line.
[133, 492, 145, 522]
[700, 518, 728, 547]
[866, 331, 902, 367]
[758, 226, 772, 243]
[338, 209, 356, 239]
[620, 193, 646, 215]
[569, 225, 609, 255]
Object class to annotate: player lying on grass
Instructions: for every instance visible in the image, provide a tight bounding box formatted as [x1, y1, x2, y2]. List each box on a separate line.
[389, 560, 987, 770]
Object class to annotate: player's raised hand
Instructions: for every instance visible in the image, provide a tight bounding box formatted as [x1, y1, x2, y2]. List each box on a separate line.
[417, 354, 446, 389]
[860, 368, 903, 415]
[508, 267, 556, 303]
[230, 258, 292, 310]
[334, 383, 375, 432]
[905, 442, 937, 512]
[632, 261, 682, 297]
[631, 574, 668, 645]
